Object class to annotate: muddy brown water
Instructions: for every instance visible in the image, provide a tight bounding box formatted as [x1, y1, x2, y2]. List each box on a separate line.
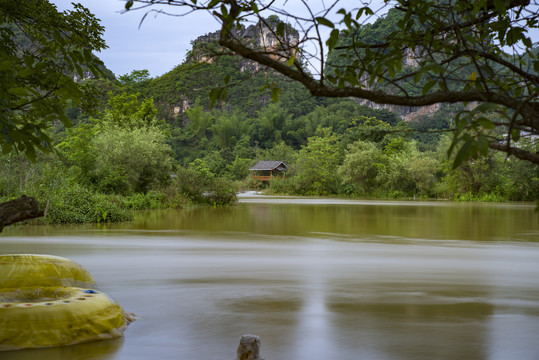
[1, 196, 538, 360]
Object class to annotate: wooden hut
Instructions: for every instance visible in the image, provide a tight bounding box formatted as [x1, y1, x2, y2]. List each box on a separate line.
[249, 161, 287, 182]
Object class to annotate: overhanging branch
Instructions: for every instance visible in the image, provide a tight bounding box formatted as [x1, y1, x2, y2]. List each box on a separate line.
[489, 142, 539, 163]
[218, 36, 538, 127]
[0, 196, 44, 233]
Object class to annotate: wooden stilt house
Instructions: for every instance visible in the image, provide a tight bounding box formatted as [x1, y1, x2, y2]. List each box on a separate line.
[249, 161, 287, 182]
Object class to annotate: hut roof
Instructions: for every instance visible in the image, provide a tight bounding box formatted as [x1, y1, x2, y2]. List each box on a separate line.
[249, 161, 287, 171]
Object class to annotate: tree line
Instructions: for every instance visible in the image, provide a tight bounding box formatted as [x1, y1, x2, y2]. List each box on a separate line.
[2, 84, 537, 226]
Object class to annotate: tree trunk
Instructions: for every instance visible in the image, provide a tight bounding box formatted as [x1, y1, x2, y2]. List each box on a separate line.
[0, 196, 43, 233]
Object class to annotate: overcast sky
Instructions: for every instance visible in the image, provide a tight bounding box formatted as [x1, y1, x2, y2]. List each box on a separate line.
[51, 0, 222, 78]
[50, 1, 538, 79]
[50, 0, 392, 78]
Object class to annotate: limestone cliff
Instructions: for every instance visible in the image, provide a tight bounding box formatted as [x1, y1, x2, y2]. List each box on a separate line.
[189, 18, 299, 71]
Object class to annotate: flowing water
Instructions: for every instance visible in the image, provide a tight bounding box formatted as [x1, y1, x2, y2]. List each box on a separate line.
[1, 195, 538, 360]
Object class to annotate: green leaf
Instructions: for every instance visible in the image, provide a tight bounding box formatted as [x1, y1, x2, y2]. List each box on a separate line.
[8, 87, 28, 96]
[438, 80, 447, 91]
[455, 110, 470, 132]
[0, 60, 13, 71]
[471, 102, 498, 114]
[493, 0, 507, 14]
[505, 27, 525, 46]
[209, 87, 224, 108]
[326, 29, 340, 52]
[511, 128, 520, 141]
[286, 56, 295, 66]
[276, 22, 285, 37]
[453, 139, 473, 169]
[220, 4, 228, 16]
[83, 48, 93, 63]
[271, 87, 282, 102]
[208, 0, 220, 8]
[356, 6, 373, 19]
[477, 118, 495, 129]
[421, 79, 437, 95]
[424, 29, 432, 43]
[17, 67, 35, 78]
[477, 135, 489, 156]
[315, 17, 334, 28]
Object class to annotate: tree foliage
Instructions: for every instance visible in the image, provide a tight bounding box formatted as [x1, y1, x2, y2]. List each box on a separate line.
[58, 93, 174, 195]
[338, 140, 383, 196]
[126, 0, 538, 165]
[0, 0, 107, 159]
[294, 128, 343, 195]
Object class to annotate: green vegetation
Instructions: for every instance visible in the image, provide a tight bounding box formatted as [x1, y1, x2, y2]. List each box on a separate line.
[133, 0, 538, 165]
[1, 2, 537, 228]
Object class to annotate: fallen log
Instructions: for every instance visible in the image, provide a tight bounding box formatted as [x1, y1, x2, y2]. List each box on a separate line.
[0, 196, 43, 233]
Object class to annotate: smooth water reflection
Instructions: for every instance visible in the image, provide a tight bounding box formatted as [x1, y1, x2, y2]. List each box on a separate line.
[1, 198, 538, 360]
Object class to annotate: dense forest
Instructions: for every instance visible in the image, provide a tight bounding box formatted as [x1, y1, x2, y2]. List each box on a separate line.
[1, 9, 537, 225]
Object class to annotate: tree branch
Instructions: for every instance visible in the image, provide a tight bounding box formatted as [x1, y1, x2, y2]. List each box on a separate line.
[489, 141, 539, 163]
[220, 35, 538, 122]
[0, 196, 43, 233]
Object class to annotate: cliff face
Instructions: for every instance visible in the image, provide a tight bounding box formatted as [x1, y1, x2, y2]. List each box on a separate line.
[177, 16, 447, 123]
[189, 19, 299, 71]
[356, 99, 441, 122]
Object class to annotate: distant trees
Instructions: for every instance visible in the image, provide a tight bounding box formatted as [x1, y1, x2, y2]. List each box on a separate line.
[126, 0, 538, 165]
[294, 129, 343, 195]
[338, 141, 382, 197]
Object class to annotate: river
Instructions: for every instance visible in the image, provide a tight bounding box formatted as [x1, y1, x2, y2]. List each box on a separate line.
[1, 196, 538, 360]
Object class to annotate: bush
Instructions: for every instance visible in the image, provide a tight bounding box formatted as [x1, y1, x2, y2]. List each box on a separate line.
[268, 177, 295, 195]
[43, 185, 133, 224]
[174, 162, 238, 206]
[454, 191, 506, 202]
[204, 178, 238, 206]
[123, 190, 168, 210]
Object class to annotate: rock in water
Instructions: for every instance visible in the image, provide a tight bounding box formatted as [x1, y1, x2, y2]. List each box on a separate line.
[236, 334, 262, 360]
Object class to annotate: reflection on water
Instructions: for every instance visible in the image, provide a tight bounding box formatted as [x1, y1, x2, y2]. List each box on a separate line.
[1, 198, 538, 360]
[1, 338, 123, 360]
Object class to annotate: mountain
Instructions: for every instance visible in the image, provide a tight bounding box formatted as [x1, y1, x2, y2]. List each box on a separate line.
[144, 17, 333, 124]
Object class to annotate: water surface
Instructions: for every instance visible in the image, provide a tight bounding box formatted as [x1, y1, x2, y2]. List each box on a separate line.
[1, 197, 538, 360]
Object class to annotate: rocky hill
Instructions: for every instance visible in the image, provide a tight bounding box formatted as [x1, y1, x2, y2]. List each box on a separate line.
[144, 13, 458, 131]
[146, 17, 316, 122]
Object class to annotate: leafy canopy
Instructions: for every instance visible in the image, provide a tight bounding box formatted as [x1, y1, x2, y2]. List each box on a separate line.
[0, 0, 106, 159]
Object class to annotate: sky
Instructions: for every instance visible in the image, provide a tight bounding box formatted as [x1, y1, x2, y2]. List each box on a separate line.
[50, 0, 389, 78]
[50, 1, 538, 79]
[51, 0, 221, 78]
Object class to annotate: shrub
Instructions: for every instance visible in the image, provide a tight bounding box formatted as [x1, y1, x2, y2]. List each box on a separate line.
[42, 185, 133, 224]
[205, 178, 238, 206]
